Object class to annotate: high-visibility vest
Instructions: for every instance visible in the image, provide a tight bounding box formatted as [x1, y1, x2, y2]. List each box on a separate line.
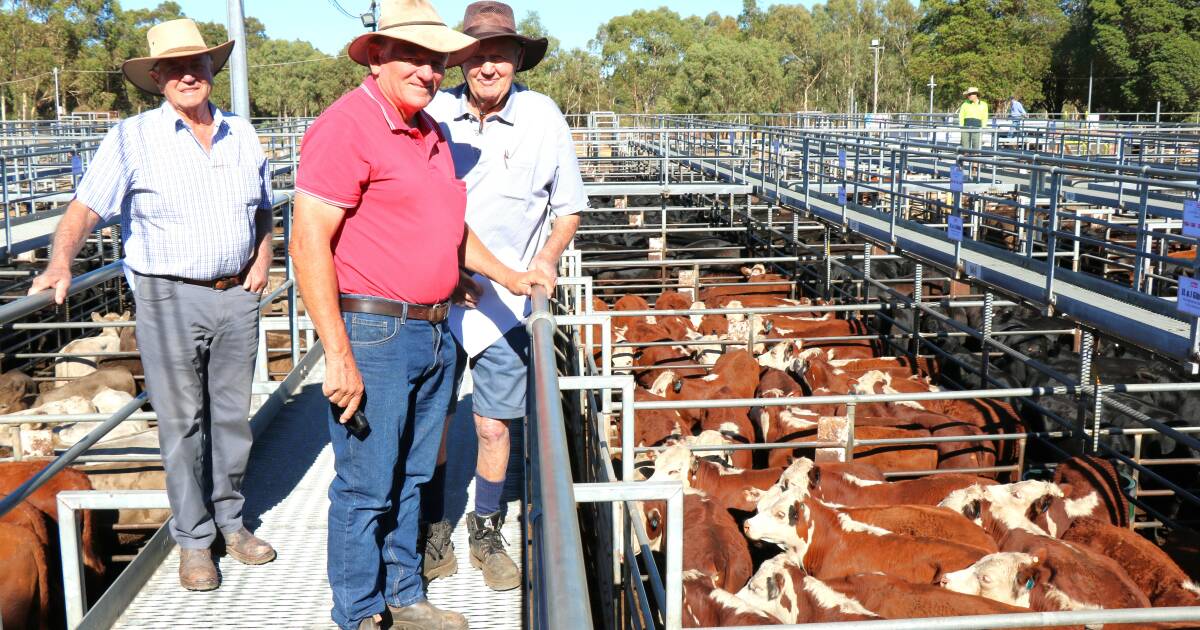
[959, 100, 989, 127]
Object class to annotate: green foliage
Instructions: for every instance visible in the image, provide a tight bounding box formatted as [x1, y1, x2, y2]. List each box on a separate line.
[0, 0, 1196, 119]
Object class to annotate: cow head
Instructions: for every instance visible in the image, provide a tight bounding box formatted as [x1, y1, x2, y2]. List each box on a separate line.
[757, 340, 805, 374]
[745, 462, 817, 559]
[1026, 492, 1072, 538]
[739, 554, 804, 623]
[939, 481, 1063, 537]
[648, 371, 678, 397]
[939, 551, 1039, 608]
[648, 444, 695, 486]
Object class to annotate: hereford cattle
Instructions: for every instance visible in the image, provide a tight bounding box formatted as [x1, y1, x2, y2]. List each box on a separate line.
[682, 572, 781, 627]
[0, 461, 104, 577]
[0, 496, 51, 547]
[821, 572, 1038, 623]
[1061, 516, 1200, 608]
[940, 480, 1066, 539]
[942, 528, 1149, 614]
[641, 492, 752, 591]
[736, 555, 880, 624]
[841, 505, 998, 554]
[810, 467, 998, 507]
[0, 522, 50, 630]
[649, 445, 783, 512]
[745, 462, 986, 583]
[612, 295, 651, 330]
[1052, 456, 1129, 527]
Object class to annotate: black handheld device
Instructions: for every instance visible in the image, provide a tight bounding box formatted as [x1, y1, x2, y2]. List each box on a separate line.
[331, 402, 370, 439]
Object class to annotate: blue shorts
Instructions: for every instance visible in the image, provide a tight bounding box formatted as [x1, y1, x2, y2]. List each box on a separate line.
[450, 326, 530, 420]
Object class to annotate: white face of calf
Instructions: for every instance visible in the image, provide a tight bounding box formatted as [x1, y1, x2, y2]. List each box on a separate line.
[649, 444, 694, 485]
[940, 552, 1037, 608]
[744, 458, 818, 552]
[757, 340, 805, 372]
[739, 554, 802, 623]
[940, 481, 1064, 536]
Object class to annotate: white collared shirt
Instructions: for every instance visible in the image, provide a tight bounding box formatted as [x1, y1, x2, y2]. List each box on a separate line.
[428, 83, 587, 354]
[76, 101, 271, 282]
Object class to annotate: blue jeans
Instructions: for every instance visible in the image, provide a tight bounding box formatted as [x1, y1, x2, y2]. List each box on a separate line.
[327, 308, 456, 630]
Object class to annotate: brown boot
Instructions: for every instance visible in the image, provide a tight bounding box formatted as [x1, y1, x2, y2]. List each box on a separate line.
[466, 511, 520, 591]
[178, 548, 218, 591]
[223, 528, 276, 565]
[386, 601, 468, 630]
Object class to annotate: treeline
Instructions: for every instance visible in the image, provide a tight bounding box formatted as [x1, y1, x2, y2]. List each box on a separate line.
[2, 0, 1197, 120]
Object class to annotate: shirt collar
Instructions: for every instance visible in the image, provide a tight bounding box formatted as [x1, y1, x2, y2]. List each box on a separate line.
[451, 83, 517, 126]
[160, 100, 227, 133]
[359, 74, 428, 139]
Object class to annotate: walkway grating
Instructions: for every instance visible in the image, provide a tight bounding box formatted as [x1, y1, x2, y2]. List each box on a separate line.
[113, 360, 523, 629]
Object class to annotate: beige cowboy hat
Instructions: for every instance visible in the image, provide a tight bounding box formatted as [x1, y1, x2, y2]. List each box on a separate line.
[347, 0, 478, 68]
[458, 1, 548, 72]
[121, 19, 235, 96]
[962, 87, 982, 97]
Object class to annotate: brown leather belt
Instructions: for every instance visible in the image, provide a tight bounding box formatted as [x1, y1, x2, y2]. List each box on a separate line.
[145, 273, 242, 290]
[339, 296, 450, 323]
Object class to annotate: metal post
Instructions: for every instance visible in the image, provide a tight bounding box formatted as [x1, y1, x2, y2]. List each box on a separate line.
[909, 264, 923, 357]
[927, 75, 937, 115]
[871, 40, 883, 115]
[226, 0, 251, 118]
[981, 292, 994, 385]
[1086, 60, 1094, 116]
[52, 67, 61, 121]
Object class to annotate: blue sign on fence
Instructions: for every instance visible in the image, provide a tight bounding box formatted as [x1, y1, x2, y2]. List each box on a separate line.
[948, 215, 964, 242]
[838, 185, 847, 205]
[838, 149, 846, 170]
[1184, 200, 1200, 239]
[950, 165, 964, 193]
[1179, 276, 1200, 317]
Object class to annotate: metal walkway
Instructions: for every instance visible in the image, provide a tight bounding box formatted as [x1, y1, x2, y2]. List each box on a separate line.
[646, 142, 1199, 369]
[112, 360, 524, 630]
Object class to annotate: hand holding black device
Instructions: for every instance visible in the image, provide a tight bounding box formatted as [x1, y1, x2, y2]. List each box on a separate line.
[331, 401, 370, 439]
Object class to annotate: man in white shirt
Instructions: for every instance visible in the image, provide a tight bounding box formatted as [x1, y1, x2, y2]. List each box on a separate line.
[422, 0, 584, 591]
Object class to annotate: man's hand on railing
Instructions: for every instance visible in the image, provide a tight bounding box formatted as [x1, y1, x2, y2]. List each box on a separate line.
[28, 265, 73, 305]
[501, 268, 555, 297]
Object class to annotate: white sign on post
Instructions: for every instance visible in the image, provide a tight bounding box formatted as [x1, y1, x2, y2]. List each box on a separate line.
[950, 165, 964, 193]
[948, 215, 964, 242]
[1183, 200, 1200, 238]
[1179, 276, 1200, 317]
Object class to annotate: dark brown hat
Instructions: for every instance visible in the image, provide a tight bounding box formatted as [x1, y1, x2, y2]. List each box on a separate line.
[460, 1, 548, 72]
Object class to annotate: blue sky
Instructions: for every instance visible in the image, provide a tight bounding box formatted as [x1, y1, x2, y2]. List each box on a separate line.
[120, 1, 783, 55]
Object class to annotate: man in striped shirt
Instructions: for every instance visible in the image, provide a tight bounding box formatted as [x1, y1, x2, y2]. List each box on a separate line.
[29, 19, 276, 592]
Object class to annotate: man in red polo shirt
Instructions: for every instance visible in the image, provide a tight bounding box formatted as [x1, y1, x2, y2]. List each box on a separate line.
[290, 2, 550, 628]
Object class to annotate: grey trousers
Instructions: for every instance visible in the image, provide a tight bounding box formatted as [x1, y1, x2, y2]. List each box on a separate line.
[134, 275, 260, 549]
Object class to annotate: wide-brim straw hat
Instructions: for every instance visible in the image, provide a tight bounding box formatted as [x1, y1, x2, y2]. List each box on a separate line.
[121, 19, 235, 96]
[963, 87, 982, 97]
[347, 0, 478, 68]
[458, 1, 548, 72]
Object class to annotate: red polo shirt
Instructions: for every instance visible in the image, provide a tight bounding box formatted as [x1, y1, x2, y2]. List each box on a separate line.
[296, 74, 466, 304]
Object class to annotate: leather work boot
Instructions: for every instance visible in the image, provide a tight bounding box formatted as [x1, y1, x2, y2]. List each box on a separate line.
[421, 520, 458, 581]
[357, 616, 380, 630]
[223, 527, 277, 565]
[386, 601, 469, 630]
[466, 511, 520, 591]
[178, 548, 219, 591]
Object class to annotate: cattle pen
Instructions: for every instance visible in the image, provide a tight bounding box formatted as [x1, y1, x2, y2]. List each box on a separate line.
[0, 111, 1198, 629]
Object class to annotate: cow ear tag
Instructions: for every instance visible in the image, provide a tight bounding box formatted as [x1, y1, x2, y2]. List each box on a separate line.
[1024, 577, 1035, 590]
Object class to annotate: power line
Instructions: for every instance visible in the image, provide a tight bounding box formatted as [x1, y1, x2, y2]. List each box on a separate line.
[0, 72, 52, 86]
[328, 0, 358, 20]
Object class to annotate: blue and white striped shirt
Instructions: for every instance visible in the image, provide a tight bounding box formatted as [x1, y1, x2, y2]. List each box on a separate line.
[76, 101, 271, 281]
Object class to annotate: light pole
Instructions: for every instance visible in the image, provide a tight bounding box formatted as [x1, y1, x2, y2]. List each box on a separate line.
[226, 0, 250, 118]
[870, 39, 883, 115]
[927, 74, 937, 114]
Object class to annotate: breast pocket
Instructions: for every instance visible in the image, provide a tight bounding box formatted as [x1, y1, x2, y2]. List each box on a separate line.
[501, 161, 536, 201]
[214, 161, 264, 211]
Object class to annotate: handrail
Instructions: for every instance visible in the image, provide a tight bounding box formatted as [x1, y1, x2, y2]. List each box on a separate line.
[0, 260, 124, 325]
[526, 285, 593, 630]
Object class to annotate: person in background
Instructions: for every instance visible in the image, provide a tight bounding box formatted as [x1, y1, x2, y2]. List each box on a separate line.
[289, 0, 552, 627]
[958, 86, 988, 151]
[420, 0, 585, 592]
[29, 18, 277, 592]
